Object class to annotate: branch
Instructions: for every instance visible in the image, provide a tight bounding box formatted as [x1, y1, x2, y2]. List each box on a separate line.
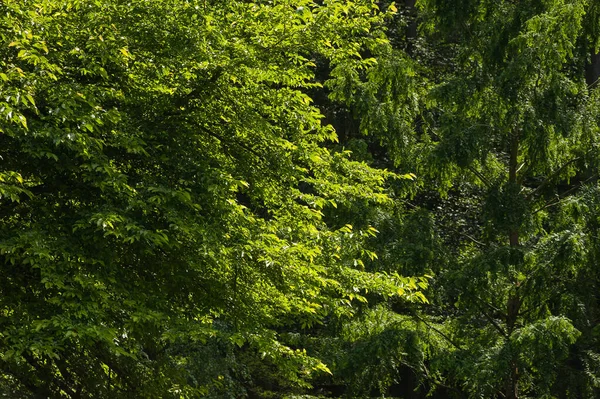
[468, 166, 490, 188]
[532, 174, 598, 215]
[92, 343, 137, 394]
[480, 309, 508, 338]
[412, 313, 464, 351]
[22, 352, 78, 398]
[462, 232, 487, 248]
[445, 225, 488, 248]
[526, 156, 582, 200]
[0, 357, 47, 397]
[475, 294, 506, 317]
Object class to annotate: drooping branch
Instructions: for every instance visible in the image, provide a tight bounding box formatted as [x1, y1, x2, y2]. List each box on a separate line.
[531, 174, 598, 215]
[525, 156, 582, 200]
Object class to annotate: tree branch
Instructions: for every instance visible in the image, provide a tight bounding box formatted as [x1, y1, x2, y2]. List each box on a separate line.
[480, 308, 508, 338]
[532, 174, 598, 215]
[468, 166, 490, 187]
[412, 313, 464, 351]
[526, 156, 582, 200]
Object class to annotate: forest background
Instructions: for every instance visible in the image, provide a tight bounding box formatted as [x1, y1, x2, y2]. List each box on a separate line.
[1, 0, 600, 398]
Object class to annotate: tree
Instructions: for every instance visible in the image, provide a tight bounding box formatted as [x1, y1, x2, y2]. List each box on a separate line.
[327, 0, 600, 397]
[0, 0, 427, 397]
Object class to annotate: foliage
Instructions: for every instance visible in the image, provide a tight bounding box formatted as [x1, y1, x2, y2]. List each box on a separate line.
[0, 0, 428, 397]
[325, 0, 600, 397]
[3, 0, 600, 397]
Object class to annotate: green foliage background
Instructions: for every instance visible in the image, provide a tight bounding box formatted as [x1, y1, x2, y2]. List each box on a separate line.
[1, 0, 599, 398]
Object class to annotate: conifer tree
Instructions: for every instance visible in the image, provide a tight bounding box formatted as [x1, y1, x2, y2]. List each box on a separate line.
[329, 0, 600, 397]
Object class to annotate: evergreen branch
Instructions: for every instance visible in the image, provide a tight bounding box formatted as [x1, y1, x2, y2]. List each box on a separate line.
[532, 174, 598, 215]
[526, 156, 582, 200]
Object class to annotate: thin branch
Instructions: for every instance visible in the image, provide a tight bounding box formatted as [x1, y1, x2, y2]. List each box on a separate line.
[526, 156, 581, 200]
[476, 294, 506, 317]
[480, 308, 508, 338]
[532, 174, 598, 215]
[462, 232, 487, 248]
[412, 313, 464, 351]
[445, 226, 488, 248]
[587, 74, 600, 89]
[468, 165, 491, 188]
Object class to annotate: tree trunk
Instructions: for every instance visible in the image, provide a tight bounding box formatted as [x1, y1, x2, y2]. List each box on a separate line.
[506, 131, 521, 399]
[405, 0, 417, 53]
[586, 51, 600, 88]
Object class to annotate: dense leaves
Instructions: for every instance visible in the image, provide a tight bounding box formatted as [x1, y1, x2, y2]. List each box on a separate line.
[2, 0, 600, 398]
[326, 0, 600, 397]
[0, 0, 427, 397]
